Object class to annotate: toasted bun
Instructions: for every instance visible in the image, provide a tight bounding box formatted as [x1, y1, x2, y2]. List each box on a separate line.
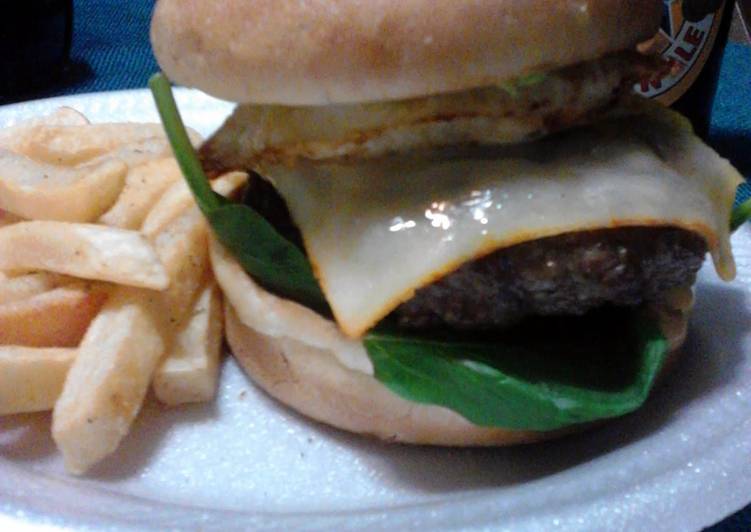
[151, 0, 661, 105]
[225, 305, 555, 445]
[225, 305, 686, 446]
[214, 235, 688, 446]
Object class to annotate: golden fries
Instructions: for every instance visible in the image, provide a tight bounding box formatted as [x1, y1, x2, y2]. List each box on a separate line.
[144, 199, 211, 326]
[0, 347, 77, 415]
[89, 137, 173, 169]
[0, 151, 127, 222]
[154, 282, 223, 405]
[2, 107, 89, 130]
[39, 107, 90, 126]
[139, 180, 197, 236]
[0, 283, 107, 347]
[99, 158, 182, 229]
[8, 123, 169, 166]
[0, 221, 169, 289]
[0, 107, 227, 476]
[0, 108, 89, 151]
[52, 287, 167, 474]
[51, 174, 218, 473]
[0, 272, 70, 304]
[1, 114, 201, 166]
[140, 171, 246, 236]
[0, 209, 22, 228]
[155, 216, 209, 323]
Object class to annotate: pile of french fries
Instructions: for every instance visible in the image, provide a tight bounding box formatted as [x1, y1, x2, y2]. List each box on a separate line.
[0, 108, 246, 474]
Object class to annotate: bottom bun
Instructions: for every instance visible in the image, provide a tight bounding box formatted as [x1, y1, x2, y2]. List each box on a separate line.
[224, 301, 687, 447]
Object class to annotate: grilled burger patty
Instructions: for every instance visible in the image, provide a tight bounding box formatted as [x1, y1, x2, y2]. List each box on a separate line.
[245, 175, 708, 331]
[395, 227, 707, 330]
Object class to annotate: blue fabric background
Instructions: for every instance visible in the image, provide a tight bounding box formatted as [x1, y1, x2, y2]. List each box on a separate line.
[710, 43, 751, 206]
[60, 0, 158, 97]
[7, 0, 751, 529]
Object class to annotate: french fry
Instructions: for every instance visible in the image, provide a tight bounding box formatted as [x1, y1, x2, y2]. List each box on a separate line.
[52, 189, 214, 473]
[141, 177, 222, 325]
[141, 171, 247, 236]
[88, 136, 172, 170]
[146, 205, 210, 326]
[139, 181, 193, 237]
[98, 158, 182, 229]
[52, 287, 167, 475]
[40, 107, 89, 126]
[211, 171, 248, 198]
[2, 120, 201, 166]
[0, 209, 22, 228]
[153, 282, 223, 405]
[0, 109, 227, 473]
[0, 272, 70, 305]
[12, 123, 169, 166]
[0, 347, 77, 415]
[0, 108, 89, 152]
[0, 221, 169, 290]
[86, 124, 202, 167]
[0, 283, 107, 347]
[1, 107, 88, 131]
[0, 150, 127, 222]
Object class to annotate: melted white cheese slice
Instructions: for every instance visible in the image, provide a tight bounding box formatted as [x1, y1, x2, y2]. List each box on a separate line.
[261, 107, 743, 338]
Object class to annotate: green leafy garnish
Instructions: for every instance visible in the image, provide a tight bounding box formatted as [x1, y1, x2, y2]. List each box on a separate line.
[149, 73, 670, 431]
[731, 197, 751, 232]
[365, 310, 667, 430]
[149, 74, 328, 311]
[499, 72, 548, 98]
[516, 73, 548, 87]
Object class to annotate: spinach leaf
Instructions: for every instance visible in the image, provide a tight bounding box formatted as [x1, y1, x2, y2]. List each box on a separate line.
[499, 72, 548, 98]
[149, 74, 328, 311]
[149, 75, 220, 214]
[731, 197, 751, 232]
[365, 310, 667, 430]
[207, 199, 328, 311]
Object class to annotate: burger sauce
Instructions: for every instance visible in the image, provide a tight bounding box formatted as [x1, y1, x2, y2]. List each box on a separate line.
[636, 0, 734, 138]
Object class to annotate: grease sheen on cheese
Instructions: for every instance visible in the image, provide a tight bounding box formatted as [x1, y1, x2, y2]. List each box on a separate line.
[261, 107, 742, 338]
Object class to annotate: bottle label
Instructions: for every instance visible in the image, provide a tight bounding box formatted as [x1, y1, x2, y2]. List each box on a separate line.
[635, 0, 726, 105]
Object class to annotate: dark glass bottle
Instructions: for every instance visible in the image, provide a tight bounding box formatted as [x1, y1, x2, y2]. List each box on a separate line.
[0, 0, 73, 101]
[635, 0, 734, 138]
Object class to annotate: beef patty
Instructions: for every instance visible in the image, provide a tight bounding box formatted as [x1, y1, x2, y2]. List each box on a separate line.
[395, 227, 706, 330]
[245, 174, 707, 331]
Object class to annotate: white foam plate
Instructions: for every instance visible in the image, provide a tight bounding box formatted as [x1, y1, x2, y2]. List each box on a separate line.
[1, 90, 750, 531]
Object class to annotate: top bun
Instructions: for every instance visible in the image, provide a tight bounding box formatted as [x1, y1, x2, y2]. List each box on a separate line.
[151, 0, 661, 106]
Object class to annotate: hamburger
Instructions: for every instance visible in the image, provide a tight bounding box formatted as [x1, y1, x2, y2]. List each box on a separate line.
[149, 0, 745, 445]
